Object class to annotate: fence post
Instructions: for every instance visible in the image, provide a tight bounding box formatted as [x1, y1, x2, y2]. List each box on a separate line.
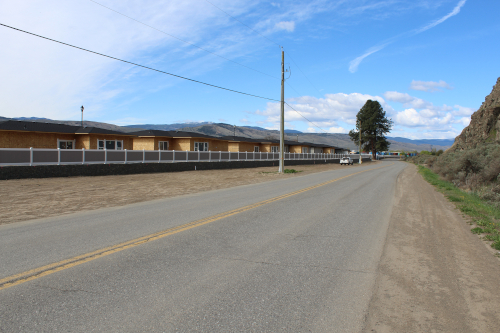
[198, 149, 200, 162]
[159, 149, 161, 163]
[57, 148, 60, 165]
[82, 148, 85, 165]
[104, 148, 107, 164]
[186, 150, 188, 162]
[209, 150, 211, 162]
[125, 149, 127, 164]
[219, 151, 221, 162]
[173, 150, 175, 163]
[143, 149, 145, 163]
[29, 147, 33, 166]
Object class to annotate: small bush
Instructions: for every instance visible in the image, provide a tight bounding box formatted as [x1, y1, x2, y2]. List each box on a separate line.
[284, 169, 299, 173]
[471, 227, 484, 234]
[447, 195, 464, 202]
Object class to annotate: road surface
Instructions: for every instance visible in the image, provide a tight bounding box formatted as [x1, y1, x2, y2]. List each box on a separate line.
[0, 161, 405, 332]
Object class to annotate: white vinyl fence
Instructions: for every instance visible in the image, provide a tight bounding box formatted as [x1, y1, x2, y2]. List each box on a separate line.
[0, 148, 371, 166]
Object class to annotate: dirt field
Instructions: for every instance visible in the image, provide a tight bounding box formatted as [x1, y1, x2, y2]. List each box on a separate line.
[364, 164, 500, 332]
[0, 162, 362, 225]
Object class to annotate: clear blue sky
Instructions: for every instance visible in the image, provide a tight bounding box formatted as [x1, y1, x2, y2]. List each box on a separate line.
[1, 0, 499, 139]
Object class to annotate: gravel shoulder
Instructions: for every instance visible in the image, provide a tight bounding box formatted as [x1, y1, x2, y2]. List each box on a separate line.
[364, 163, 500, 333]
[0, 162, 367, 225]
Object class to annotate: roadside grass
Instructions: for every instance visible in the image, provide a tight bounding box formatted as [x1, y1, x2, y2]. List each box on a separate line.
[418, 165, 500, 251]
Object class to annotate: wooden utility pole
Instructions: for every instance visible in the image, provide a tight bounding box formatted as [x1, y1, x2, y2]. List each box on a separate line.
[279, 49, 285, 173]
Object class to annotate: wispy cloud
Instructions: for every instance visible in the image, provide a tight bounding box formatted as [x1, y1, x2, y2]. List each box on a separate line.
[275, 21, 295, 32]
[349, 43, 389, 73]
[410, 80, 453, 92]
[413, 0, 467, 34]
[348, 0, 467, 73]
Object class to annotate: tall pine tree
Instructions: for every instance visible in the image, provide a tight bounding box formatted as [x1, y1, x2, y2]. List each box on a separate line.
[349, 100, 393, 158]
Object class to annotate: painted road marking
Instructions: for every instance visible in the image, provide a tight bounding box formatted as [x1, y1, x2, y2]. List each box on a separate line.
[0, 163, 393, 291]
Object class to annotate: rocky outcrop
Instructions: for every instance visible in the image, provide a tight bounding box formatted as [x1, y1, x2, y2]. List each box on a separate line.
[451, 77, 500, 151]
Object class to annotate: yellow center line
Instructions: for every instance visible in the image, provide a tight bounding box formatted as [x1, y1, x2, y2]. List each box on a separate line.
[0, 162, 393, 291]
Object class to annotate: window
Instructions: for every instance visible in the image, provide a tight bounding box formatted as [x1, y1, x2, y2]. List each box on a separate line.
[302, 147, 309, 153]
[98, 139, 123, 150]
[159, 141, 169, 150]
[284, 146, 289, 153]
[271, 146, 279, 153]
[254, 146, 259, 152]
[194, 142, 208, 151]
[58, 140, 75, 149]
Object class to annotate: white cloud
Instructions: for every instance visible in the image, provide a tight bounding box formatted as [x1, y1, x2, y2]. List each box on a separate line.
[414, 0, 467, 34]
[410, 80, 453, 92]
[0, 0, 350, 121]
[395, 108, 454, 127]
[348, 44, 388, 73]
[275, 21, 295, 32]
[255, 92, 392, 131]
[384, 91, 432, 109]
[454, 117, 471, 126]
[383, 91, 414, 104]
[453, 105, 475, 116]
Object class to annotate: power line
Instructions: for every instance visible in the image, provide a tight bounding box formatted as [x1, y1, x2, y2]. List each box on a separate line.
[287, 53, 322, 94]
[88, 0, 279, 80]
[285, 102, 329, 134]
[204, 0, 322, 96]
[0, 22, 280, 103]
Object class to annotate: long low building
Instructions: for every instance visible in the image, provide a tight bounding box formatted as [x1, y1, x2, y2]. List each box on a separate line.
[0, 120, 346, 153]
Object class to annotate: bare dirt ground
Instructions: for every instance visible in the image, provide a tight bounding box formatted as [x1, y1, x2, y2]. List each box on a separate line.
[0, 162, 365, 225]
[364, 163, 500, 333]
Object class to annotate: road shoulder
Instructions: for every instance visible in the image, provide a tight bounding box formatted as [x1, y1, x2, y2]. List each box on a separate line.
[364, 163, 500, 333]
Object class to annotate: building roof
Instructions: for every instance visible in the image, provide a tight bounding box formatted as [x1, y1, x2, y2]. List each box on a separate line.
[0, 120, 80, 133]
[219, 136, 262, 143]
[75, 127, 135, 136]
[0, 120, 134, 136]
[130, 129, 217, 139]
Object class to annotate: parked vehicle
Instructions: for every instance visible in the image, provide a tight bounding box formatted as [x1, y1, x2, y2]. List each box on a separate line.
[340, 157, 353, 165]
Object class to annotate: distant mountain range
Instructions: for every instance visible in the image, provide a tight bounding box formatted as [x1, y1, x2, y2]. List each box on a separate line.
[386, 136, 454, 147]
[0, 117, 454, 151]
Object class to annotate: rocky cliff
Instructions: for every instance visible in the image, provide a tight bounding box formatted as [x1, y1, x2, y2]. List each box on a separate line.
[451, 77, 500, 151]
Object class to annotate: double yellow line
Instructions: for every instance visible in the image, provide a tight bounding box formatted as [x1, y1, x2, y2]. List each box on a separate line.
[0, 163, 391, 291]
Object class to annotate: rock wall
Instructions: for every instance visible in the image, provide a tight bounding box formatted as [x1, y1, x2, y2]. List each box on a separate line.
[451, 77, 500, 151]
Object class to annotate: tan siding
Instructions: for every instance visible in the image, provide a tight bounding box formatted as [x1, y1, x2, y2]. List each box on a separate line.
[171, 138, 190, 151]
[0, 131, 76, 149]
[75, 135, 91, 149]
[238, 142, 258, 152]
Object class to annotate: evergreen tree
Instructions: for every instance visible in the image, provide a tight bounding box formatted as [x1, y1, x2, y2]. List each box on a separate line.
[349, 100, 393, 158]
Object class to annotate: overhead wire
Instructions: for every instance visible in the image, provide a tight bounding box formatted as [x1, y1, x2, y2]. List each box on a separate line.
[203, 0, 322, 94]
[203, 0, 330, 132]
[0, 22, 280, 103]
[285, 102, 329, 134]
[88, 0, 319, 126]
[87, 0, 279, 80]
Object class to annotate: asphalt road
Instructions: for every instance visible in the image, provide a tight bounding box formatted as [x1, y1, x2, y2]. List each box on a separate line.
[0, 161, 406, 332]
